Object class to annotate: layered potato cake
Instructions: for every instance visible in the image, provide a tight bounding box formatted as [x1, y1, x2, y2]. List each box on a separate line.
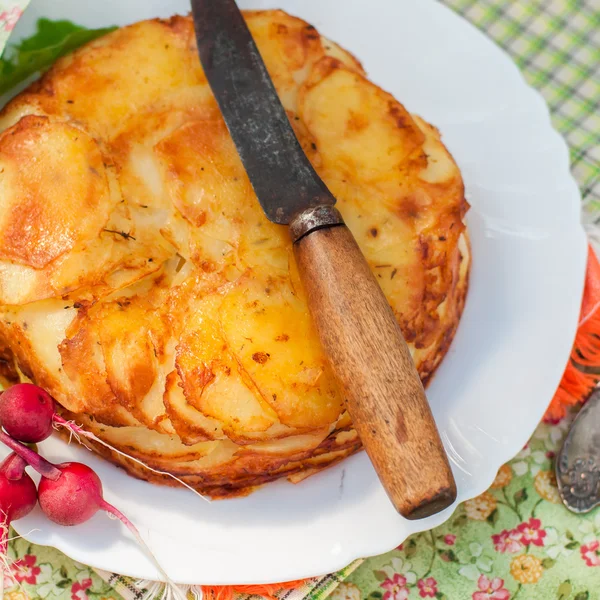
[0, 11, 469, 497]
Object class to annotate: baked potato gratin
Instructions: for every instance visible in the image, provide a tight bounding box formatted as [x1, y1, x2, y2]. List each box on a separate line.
[0, 11, 469, 497]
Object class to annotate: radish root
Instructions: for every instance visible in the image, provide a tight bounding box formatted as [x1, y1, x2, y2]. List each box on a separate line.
[102, 502, 187, 600]
[0, 520, 14, 600]
[53, 416, 211, 504]
[135, 578, 202, 600]
[0, 512, 8, 557]
[0, 518, 38, 599]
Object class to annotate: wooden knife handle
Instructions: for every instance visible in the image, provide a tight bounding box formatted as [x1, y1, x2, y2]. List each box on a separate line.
[292, 217, 457, 519]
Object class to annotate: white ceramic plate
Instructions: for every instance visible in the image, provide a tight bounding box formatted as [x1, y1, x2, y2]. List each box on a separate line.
[1, 0, 587, 585]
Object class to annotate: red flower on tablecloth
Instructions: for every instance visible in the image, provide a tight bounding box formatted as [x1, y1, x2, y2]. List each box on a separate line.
[580, 540, 600, 567]
[516, 518, 547, 547]
[381, 574, 409, 600]
[71, 578, 93, 600]
[12, 554, 41, 585]
[417, 577, 438, 598]
[472, 575, 510, 600]
[444, 534, 456, 545]
[492, 529, 523, 553]
[0, 7, 22, 32]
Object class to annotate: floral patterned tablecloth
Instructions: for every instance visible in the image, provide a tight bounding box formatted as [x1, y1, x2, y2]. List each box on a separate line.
[340, 416, 600, 600]
[1, 0, 600, 599]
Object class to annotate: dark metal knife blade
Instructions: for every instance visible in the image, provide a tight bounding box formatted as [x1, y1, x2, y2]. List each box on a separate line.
[190, 0, 457, 519]
[191, 0, 335, 224]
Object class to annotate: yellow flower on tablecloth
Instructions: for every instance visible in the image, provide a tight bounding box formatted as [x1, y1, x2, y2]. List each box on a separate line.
[331, 582, 361, 600]
[465, 492, 497, 520]
[534, 470, 562, 504]
[4, 591, 29, 600]
[510, 554, 544, 584]
[490, 464, 512, 489]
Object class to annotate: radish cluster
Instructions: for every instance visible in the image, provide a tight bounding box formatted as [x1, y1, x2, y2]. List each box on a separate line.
[0, 383, 181, 594]
[0, 383, 126, 532]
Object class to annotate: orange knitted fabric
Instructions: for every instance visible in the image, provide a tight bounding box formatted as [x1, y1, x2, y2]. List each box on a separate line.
[544, 245, 600, 421]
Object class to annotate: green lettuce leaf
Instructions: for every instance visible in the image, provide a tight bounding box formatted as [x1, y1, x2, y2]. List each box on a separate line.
[0, 18, 116, 95]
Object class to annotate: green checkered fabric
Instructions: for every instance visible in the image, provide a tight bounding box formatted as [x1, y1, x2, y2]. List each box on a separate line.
[445, 0, 599, 214]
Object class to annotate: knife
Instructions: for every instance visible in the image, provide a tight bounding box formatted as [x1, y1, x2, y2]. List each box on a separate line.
[190, 0, 457, 519]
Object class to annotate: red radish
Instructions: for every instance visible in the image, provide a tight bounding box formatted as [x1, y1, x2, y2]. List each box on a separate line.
[38, 461, 186, 598]
[39, 462, 145, 535]
[1, 452, 28, 481]
[38, 462, 107, 526]
[0, 453, 37, 598]
[0, 383, 55, 443]
[0, 453, 37, 554]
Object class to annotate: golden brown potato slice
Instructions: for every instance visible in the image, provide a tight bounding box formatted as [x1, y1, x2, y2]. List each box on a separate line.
[300, 59, 425, 190]
[245, 10, 326, 111]
[322, 38, 365, 75]
[176, 292, 281, 437]
[162, 369, 225, 445]
[0, 17, 205, 140]
[0, 116, 112, 269]
[0, 115, 172, 305]
[219, 272, 344, 429]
